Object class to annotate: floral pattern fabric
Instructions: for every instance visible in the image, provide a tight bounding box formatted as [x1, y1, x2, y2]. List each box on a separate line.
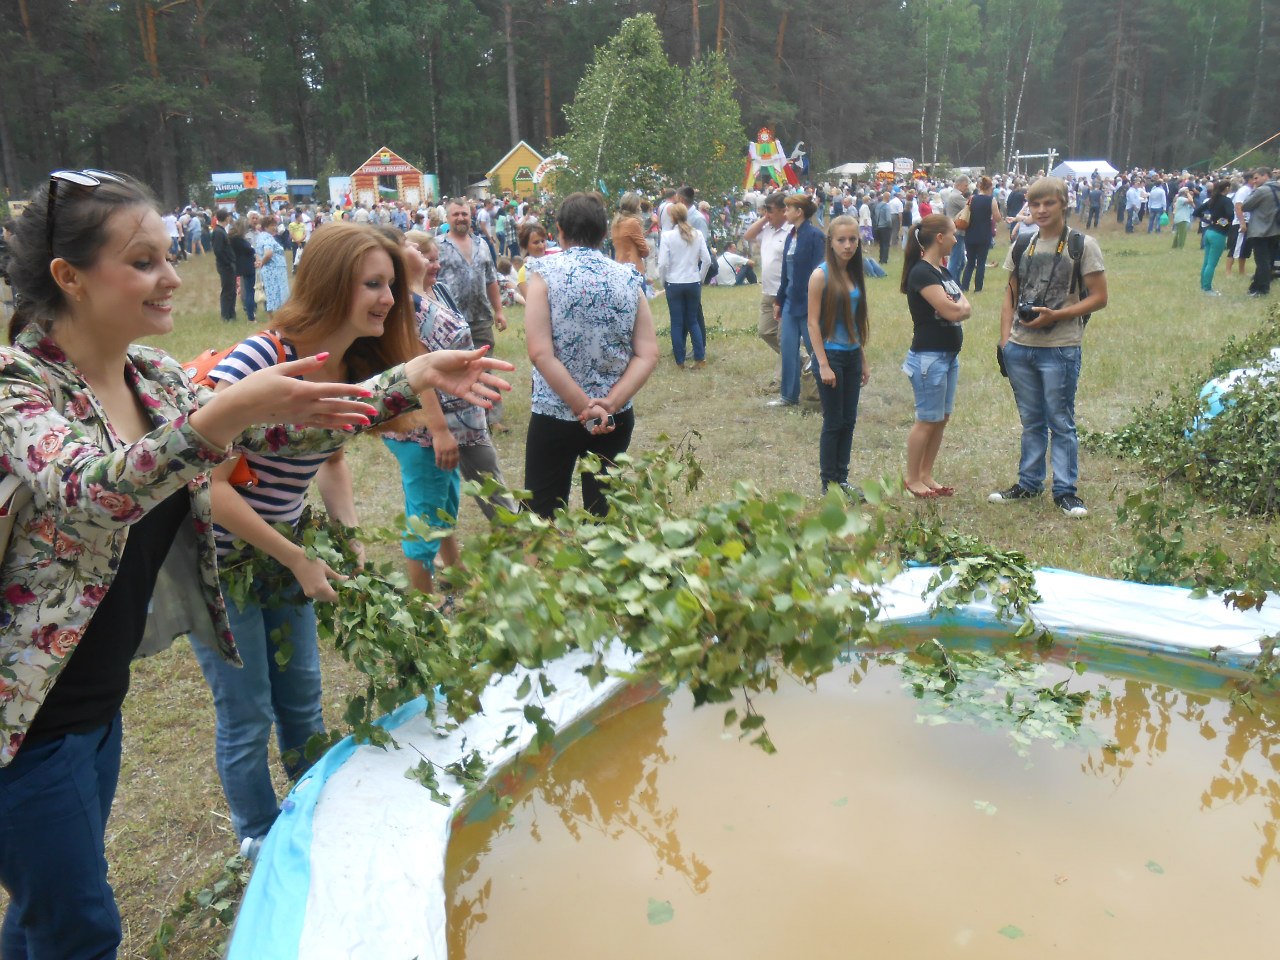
[528, 247, 642, 421]
[381, 285, 488, 449]
[253, 230, 290, 313]
[0, 328, 424, 765]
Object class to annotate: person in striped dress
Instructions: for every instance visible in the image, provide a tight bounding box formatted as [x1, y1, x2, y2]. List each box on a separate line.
[191, 222, 492, 843]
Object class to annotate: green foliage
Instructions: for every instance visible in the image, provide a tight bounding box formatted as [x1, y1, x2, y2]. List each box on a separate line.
[148, 855, 250, 959]
[886, 639, 1101, 758]
[893, 515, 1047, 642]
[1085, 309, 1280, 516]
[554, 15, 745, 197]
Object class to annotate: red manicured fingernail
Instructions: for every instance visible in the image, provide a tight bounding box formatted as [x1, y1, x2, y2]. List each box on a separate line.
[315, 352, 330, 362]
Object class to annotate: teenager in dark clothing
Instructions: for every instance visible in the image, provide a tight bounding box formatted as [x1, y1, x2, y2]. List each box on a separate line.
[211, 209, 237, 321]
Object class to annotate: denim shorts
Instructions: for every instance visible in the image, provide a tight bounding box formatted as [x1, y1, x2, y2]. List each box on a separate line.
[902, 350, 960, 422]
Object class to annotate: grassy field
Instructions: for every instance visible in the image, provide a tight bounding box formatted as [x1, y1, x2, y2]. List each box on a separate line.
[4, 217, 1277, 957]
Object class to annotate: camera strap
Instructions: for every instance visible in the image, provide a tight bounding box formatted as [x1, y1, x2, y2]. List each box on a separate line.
[1018, 226, 1070, 303]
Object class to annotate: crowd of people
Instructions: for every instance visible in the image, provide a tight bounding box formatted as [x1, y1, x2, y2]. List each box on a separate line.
[0, 151, 1277, 957]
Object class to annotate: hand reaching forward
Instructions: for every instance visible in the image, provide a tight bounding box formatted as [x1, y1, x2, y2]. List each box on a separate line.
[191, 352, 381, 448]
[407, 346, 515, 407]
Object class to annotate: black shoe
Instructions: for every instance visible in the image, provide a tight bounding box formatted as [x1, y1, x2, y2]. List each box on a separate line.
[987, 483, 1038, 503]
[1054, 494, 1088, 517]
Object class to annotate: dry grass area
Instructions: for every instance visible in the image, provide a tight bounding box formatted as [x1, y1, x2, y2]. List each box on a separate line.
[4, 219, 1276, 958]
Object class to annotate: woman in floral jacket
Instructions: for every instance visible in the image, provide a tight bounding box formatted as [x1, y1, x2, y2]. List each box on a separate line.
[0, 172, 511, 959]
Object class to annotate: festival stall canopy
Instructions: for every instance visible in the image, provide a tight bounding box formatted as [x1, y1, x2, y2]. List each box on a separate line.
[349, 147, 431, 208]
[1050, 159, 1119, 179]
[826, 163, 870, 176]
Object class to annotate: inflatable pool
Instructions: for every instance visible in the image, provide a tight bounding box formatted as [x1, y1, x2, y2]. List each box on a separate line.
[226, 567, 1277, 960]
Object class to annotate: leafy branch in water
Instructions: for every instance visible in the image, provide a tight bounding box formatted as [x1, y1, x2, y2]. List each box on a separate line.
[892, 514, 1049, 644]
[220, 440, 893, 796]
[885, 640, 1103, 758]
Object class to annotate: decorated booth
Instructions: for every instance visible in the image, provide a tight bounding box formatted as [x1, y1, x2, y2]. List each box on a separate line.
[349, 147, 431, 208]
[487, 141, 548, 200]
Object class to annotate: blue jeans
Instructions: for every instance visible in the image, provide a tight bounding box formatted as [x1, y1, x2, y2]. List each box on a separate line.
[960, 243, 990, 292]
[1002, 342, 1082, 498]
[1147, 210, 1164, 232]
[780, 309, 815, 404]
[0, 716, 123, 960]
[665, 282, 704, 364]
[947, 232, 966, 283]
[238, 269, 256, 322]
[1126, 207, 1139, 232]
[191, 586, 323, 841]
[818, 347, 862, 486]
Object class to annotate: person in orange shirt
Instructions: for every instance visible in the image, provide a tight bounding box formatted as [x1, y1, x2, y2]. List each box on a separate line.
[610, 192, 650, 289]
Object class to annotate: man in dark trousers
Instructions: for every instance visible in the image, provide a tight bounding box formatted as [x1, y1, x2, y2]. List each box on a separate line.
[210, 210, 237, 321]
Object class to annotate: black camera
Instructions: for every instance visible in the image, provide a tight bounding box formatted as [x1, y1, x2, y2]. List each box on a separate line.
[1016, 298, 1043, 324]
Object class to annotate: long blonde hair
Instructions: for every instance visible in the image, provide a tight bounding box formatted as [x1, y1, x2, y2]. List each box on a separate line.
[669, 202, 694, 243]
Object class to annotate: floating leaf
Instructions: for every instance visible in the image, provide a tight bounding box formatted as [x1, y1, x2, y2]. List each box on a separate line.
[1145, 860, 1164, 875]
[998, 925, 1025, 939]
[647, 898, 674, 925]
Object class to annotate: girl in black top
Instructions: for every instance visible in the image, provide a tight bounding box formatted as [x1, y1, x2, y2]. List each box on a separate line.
[961, 176, 1002, 293]
[1193, 180, 1234, 295]
[900, 213, 971, 498]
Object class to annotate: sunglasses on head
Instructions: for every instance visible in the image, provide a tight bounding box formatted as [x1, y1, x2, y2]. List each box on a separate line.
[46, 169, 126, 257]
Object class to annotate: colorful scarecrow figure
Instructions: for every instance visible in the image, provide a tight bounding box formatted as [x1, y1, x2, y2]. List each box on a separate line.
[746, 127, 800, 190]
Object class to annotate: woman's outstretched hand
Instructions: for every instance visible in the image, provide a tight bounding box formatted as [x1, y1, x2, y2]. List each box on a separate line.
[191, 352, 381, 448]
[409, 346, 515, 408]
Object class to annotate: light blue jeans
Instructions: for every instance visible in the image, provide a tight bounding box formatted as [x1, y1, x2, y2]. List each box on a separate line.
[947, 232, 966, 283]
[1002, 342, 1082, 499]
[191, 584, 324, 841]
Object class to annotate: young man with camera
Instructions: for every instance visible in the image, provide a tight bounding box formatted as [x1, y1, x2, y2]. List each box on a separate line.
[989, 177, 1109, 518]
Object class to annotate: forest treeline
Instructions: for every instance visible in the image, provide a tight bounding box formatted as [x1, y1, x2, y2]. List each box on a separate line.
[2, 0, 1276, 207]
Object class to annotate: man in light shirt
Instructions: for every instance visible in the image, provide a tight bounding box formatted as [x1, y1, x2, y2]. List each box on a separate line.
[743, 192, 792, 375]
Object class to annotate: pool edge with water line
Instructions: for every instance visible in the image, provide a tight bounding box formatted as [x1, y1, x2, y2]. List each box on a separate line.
[225, 567, 1278, 960]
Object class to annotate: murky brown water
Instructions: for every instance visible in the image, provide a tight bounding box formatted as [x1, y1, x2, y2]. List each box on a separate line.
[447, 643, 1279, 957]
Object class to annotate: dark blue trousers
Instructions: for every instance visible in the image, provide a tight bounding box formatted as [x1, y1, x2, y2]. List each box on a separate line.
[0, 715, 123, 960]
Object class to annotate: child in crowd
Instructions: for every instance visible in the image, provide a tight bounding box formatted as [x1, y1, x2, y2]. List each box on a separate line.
[496, 256, 524, 306]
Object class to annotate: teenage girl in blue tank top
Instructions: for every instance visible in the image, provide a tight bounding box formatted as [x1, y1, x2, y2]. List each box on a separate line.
[805, 215, 870, 496]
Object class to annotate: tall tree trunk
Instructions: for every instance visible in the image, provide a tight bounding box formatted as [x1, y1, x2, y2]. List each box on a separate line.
[543, 0, 554, 140]
[932, 26, 952, 165]
[136, 1, 178, 206]
[1007, 22, 1035, 169]
[716, 0, 725, 53]
[0, 95, 18, 197]
[427, 42, 441, 182]
[1105, 0, 1125, 161]
[774, 11, 788, 76]
[1188, 12, 1216, 143]
[691, 0, 700, 61]
[1242, 0, 1267, 142]
[504, 2, 519, 145]
[919, 10, 930, 164]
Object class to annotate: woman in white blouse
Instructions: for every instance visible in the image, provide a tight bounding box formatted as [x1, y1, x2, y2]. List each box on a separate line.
[657, 203, 712, 369]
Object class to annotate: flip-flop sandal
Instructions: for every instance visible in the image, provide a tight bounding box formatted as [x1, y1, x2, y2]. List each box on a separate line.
[907, 487, 940, 499]
[932, 486, 956, 497]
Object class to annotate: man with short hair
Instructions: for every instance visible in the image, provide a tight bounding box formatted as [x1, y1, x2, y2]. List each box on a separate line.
[1146, 178, 1167, 233]
[1125, 181, 1142, 232]
[714, 241, 757, 285]
[211, 210, 237, 321]
[438, 198, 506, 352]
[744, 192, 792, 370]
[1241, 167, 1279, 298]
[989, 177, 1109, 518]
[872, 192, 894, 265]
[943, 177, 971, 281]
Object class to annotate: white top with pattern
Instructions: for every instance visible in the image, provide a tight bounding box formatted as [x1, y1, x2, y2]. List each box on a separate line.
[528, 247, 642, 421]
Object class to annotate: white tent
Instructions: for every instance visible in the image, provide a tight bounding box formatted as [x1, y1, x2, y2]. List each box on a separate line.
[1050, 159, 1118, 179]
[825, 162, 870, 176]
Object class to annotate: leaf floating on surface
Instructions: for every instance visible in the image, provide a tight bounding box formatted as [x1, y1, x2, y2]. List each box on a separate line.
[998, 925, 1025, 940]
[647, 898, 675, 925]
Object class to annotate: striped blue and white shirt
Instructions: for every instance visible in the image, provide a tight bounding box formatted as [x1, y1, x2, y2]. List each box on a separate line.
[208, 334, 342, 557]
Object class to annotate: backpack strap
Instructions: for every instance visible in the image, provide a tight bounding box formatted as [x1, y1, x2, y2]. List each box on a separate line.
[1010, 232, 1034, 292]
